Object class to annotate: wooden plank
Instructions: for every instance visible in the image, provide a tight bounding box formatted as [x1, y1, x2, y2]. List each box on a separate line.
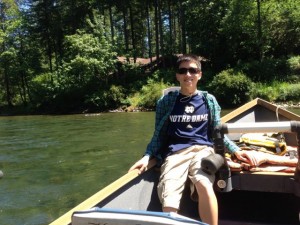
[221, 98, 300, 123]
[257, 98, 300, 121]
[221, 98, 259, 123]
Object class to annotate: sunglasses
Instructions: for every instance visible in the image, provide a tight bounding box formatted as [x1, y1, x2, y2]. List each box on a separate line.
[177, 67, 200, 74]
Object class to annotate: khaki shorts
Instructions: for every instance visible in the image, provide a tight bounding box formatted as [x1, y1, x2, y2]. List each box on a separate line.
[157, 145, 215, 210]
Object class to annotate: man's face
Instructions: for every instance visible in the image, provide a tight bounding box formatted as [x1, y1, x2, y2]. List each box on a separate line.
[176, 61, 202, 89]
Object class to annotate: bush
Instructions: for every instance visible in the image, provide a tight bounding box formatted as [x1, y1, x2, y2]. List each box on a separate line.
[208, 69, 253, 107]
[278, 83, 300, 101]
[250, 82, 279, 102]
[287, 55, 300, 75]
[127, 78, 171, 109]
[250, 81, 300, 102]
[85, 85, 125, 111]
[151, 68, 177, 84]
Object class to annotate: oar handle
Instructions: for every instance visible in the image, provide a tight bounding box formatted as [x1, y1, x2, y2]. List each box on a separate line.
[219, 121, 300, 134]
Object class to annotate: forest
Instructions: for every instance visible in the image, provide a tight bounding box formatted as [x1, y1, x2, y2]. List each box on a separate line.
[1, 0, 300, 114]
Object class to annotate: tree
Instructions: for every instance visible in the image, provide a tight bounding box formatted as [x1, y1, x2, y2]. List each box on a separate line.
[220, 0, 257, 64]
[262, 0, 300, 57]
[185, 0, 231, 69]
[0, 0, 22, 106]
[60, 11, 117, 87]
[1, 0, 300, 112]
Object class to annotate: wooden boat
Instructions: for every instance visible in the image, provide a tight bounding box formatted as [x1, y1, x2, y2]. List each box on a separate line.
[49, 98, 300, 225]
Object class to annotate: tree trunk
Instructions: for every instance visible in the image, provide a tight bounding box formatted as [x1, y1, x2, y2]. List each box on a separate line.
[109, 4, 115, 45]
[19, 38, 27, 105]
[167, 0, 173, 56]
[154, 0, 160, 61]
[257, 0, 263, 62]
[146, 0, 152, 61]
[129, 5, 136, 63]
[158, 0, 165, 67]
[3, 67, 12, 107]
[180, 0, 186, 54]
[122, 6, 129, 62]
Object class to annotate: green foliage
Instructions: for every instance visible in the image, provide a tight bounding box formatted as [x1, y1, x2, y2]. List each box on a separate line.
[250, 81, 300, 102]
[30, 73, 56, 106]
[236, 58, 289, 82]
[124, 68, 176, 109]
[287, 56, 300, 75]
[0, 0, 21, 45]
[250, 82, 279, 102]
[219, 0, 257, 63]
[127, 78, 170, 109]
[115, 62, 147, 91]
[262, 0, 300, 57]
[279, 84, 300, 101]
[186, 0, 230, 68]
[85, 85, 126, 111]
[208, 69, 253, 107]
[60, 11, 117, 87]
[151, 68, 177, 85]
[1, 0, 300, 114]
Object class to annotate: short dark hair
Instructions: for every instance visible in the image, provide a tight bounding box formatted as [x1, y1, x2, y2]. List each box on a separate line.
[176, 54, 202, 71]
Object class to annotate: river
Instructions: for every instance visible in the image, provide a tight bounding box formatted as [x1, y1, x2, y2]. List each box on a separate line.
[0, 109, 299, 225]
[0, 112, 155, 225]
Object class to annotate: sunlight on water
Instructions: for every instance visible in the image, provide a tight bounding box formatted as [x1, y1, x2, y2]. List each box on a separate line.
[0, 113, 155, 225]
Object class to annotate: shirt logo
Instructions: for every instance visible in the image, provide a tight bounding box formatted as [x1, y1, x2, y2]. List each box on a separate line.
[169, 114, 208, 123]
[185, 105, 194, 114]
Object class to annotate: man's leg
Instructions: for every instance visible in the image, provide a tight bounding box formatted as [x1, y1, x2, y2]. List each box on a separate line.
[195, 180, 218, 225]
[163, 207, 178, 213]
[158, 147, 197, 212]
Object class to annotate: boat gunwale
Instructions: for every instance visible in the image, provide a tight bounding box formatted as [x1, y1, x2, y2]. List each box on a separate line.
[221, 98, 300, 123]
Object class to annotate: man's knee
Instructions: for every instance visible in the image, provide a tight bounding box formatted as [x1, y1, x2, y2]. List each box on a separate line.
[195, 180, 214, 195]
[163, 207, 178, 213]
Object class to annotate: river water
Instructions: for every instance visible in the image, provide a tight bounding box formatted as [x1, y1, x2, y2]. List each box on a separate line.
[0, 112, 155, 225]
[0, 109, 300, 225]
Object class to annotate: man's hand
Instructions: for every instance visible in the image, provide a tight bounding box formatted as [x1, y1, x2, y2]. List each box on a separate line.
[234, 150, 259, 166]
[128, 155, 150, 174]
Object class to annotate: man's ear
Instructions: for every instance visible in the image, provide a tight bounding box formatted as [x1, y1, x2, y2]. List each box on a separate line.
[198, 72, 202, 80]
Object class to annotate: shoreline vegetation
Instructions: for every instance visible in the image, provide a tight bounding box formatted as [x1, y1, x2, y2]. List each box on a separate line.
[1, 99, 300, 117]
[1, 1, 300, 117]
[275, 102, 300, 109]
[1, 54, 300, 117]
[1, 53, 300, 117]
[109, 101, 300, 113]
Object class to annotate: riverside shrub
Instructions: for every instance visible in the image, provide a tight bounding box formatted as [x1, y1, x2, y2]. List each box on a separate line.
[287, 56, 300, 75]
[208, 69, 253, 107]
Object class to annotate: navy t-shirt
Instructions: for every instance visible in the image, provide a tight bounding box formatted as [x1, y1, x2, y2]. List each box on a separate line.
[166, 93, 213, 155]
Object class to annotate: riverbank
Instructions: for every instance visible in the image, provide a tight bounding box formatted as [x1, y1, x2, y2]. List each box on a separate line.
[1, 100, 300, 116]
[275, 101, 300, 109]
[90, 101, 300, 114]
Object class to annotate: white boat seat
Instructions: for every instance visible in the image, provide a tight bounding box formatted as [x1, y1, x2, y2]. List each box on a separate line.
[162, 86, 180, 96]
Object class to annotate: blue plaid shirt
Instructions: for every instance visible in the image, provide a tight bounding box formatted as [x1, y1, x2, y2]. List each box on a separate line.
[145, 90, 239, 161]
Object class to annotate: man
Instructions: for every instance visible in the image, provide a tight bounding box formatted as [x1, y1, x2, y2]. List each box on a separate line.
[129, 54, 258, 225]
